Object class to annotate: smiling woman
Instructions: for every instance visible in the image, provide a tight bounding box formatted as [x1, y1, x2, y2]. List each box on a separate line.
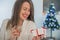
[0, 0, 44, 40]
[0, 0, 34, 40]
[0, 0, 42, 40]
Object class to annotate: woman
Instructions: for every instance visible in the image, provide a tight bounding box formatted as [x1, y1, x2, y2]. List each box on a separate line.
[0, 0, 43, 40]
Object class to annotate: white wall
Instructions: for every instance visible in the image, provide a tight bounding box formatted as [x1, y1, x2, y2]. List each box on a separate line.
[0, 0, 16, 28]
[32, 0, 43, 28]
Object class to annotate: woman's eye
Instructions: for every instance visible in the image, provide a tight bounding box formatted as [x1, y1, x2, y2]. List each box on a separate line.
[24, 8, 27, 10]
[23, 7, 30, 12]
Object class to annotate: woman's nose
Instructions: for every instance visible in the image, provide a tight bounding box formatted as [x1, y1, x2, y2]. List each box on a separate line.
[25, 10, 29, 14]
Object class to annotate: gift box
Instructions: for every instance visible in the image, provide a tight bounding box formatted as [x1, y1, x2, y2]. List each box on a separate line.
[31, 27, 46, 37]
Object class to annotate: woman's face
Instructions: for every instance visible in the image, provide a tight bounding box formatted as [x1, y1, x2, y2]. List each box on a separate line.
[19, 2, 30, 20]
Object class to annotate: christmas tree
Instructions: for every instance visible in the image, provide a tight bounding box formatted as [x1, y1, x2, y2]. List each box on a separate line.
[43, 3, 60, 38]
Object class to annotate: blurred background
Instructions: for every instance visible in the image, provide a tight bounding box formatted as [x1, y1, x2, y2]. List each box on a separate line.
[43, 0, 60, 40]
[43, 0, 60, 15]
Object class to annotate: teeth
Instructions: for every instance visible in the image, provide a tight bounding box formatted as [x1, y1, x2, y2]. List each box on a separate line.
[24, 15, 27, 16]
[23, 14, 27, 17]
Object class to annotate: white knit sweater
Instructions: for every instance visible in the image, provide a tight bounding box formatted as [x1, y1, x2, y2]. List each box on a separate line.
[0, 19, 36, 40]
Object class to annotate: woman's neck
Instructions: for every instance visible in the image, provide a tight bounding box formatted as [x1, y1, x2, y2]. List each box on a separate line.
[17, 19, 24, 27]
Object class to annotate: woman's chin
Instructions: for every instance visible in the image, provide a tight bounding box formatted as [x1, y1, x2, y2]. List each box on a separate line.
[22, 18, 27, 20]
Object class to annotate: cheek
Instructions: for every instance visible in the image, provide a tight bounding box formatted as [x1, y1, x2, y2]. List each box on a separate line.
[27, 12, 30, 17]
[19, 12, 25, 20]
[28, 12, 30, 16]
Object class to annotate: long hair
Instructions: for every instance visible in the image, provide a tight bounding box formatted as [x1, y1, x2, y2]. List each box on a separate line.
[6, 0, 34, 29]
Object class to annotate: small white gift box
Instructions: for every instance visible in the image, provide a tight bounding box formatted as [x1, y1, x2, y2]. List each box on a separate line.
[31, 27, 46, 37]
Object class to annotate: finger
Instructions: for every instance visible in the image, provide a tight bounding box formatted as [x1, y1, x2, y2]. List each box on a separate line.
[32, 36, 37, 40]
[12, 31, 20, 37]
[11, 28, 20, 37]
[12, 29, 18, 34]
[12, 29, 20, 34]
[39, 34, 44, 39]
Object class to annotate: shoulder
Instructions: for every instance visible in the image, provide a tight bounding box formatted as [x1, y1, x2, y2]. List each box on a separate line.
[1, 19, 10, 30]
[26, 20, 37, 29]
[2, 19, 9, 24]
[26, 20, 35, 25]
[1, 19, 9, 26]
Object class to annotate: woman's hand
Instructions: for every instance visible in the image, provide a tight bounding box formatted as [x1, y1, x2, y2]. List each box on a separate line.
[9, 28, 20, 40]
[32, 34, 44, 40]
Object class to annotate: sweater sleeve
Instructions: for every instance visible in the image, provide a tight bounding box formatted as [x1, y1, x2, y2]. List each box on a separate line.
[0, 19, 9, 40]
